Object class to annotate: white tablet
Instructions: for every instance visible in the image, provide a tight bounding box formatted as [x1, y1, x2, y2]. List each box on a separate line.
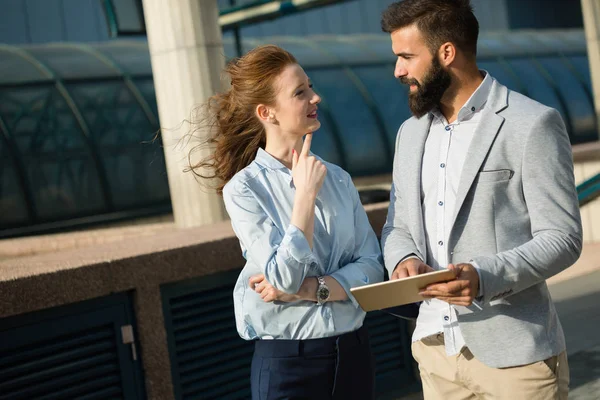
[350, 269, 456, 312]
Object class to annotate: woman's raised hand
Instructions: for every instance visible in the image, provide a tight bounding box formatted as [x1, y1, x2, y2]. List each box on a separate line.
[291, 133, 327, 198]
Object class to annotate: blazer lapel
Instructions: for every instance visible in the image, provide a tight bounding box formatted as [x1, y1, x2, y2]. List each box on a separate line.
[404, 115, 432, 256]
[449, 81, 509, 230]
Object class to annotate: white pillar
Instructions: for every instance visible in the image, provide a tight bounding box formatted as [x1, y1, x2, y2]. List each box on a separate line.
[142, 0, 227, 227]
[582, 0, 600, 138]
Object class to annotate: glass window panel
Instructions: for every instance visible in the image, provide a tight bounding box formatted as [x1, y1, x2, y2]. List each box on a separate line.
[0, 141, 30, 227]
[350, 37, 395, 63]
[307, 68, 390, 176]
[523, 31, 586, 55]
[110, 0, 144, 33]
[216, 0, 230, 9]
[66, 81, 168, 207]
[303, 97, 344, 168]
[478, 34, 516, 58]
[478, 61, 523, 94]
[313, 38, 378, 66]
[63, 0, 106, 42]
[505, 58, 567, 124]
[299, 6, 330, 35]
[132, 78, 159, 118]
[222, 36, 238, 59]
[567, 56, 593, 89]
[26, 0, 65, 43]
[351, 65, 410, 151]
[0, 49, 49, 85]
[0, 85, 105, 219]
[0, 0, 29, 45]
[247, 38, 319, 68]
[93, 42, 153, 76]
[537, 57, 596, 143]
[27, 46, 119, 80]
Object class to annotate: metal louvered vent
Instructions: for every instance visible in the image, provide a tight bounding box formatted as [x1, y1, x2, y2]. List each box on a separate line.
[364, 310, 415, 393]
[162, 270, 415, 400]
[162, 271, 254, 400]
[0, 293, 145, 400]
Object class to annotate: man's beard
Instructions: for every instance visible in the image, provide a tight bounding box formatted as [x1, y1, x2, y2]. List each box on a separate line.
[400, 57, 452, 118]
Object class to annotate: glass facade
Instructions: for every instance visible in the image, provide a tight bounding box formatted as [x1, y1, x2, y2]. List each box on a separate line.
[0, 29, 595, 237]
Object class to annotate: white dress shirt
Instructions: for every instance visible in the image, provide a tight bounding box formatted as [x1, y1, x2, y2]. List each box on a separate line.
[412, 72, 493, 355]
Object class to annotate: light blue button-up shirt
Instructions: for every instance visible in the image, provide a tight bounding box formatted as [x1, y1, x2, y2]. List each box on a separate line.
[223, 148, 384, 340]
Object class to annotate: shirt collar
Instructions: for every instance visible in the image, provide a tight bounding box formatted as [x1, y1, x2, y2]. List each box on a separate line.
[255, 147, 289, 171]
[254, 148, 295, 187]
[431, 70, 493, 123]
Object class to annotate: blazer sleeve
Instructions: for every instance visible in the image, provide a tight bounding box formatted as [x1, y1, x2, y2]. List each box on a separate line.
[381, 122, 425, 278]
[472, 108, 583, 304]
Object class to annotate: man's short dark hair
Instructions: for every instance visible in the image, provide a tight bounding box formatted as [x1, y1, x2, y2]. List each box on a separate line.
[381, 0, 479, 58]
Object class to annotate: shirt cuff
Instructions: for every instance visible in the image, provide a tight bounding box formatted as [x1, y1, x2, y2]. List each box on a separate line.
[329, 270, 367, 309]
[280, 224, 319, 266]
[470, 259, 484, 300]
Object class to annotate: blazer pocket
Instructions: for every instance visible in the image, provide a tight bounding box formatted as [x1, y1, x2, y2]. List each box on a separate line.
[477, 169, 514, 183]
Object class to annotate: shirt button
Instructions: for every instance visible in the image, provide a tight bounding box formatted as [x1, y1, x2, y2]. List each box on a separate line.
[471, 106, 476, 112]
[438, 201, 443, 206]
[445, 126, 451, 131]
[440, 163, 445, 168]
[438, 241, 444, 246]
[443, 316, 450, 321]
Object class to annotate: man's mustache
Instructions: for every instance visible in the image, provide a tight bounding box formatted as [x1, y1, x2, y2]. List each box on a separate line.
[399, 77, 420, 87]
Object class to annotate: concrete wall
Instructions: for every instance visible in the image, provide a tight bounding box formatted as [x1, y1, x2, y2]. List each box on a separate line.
[0, 202, 388, 398]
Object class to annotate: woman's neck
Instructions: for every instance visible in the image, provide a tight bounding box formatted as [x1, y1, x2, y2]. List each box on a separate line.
[264, 132, 305, 169]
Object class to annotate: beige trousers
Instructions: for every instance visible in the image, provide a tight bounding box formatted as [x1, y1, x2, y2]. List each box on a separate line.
[411, 334, 569, 400]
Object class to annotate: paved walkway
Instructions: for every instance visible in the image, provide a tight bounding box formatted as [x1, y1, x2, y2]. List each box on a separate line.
[552, 270, 600, 399]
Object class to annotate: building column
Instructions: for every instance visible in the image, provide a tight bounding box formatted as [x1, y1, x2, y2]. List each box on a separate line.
[582, 0, 600, 138]
[141, 0, 227, 227]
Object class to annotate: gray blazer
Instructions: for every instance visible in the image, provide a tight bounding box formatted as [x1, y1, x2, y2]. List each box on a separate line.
[381, 78, 583, 368]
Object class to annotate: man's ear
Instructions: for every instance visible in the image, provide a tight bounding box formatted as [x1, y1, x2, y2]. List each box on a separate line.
[438, 42, 456, 67]
[256, 104, 275, 122]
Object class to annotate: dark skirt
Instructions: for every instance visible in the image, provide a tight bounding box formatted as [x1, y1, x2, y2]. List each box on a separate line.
[250, 325, 375, 400]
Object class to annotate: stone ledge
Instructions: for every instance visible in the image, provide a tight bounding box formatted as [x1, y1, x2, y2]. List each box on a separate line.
[0, 202, 390, 319]
[573, 141, 600, 163]
[0, 219, 176, 261]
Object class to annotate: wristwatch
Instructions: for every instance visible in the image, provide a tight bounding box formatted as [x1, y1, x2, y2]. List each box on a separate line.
[316, 276, 330, 305]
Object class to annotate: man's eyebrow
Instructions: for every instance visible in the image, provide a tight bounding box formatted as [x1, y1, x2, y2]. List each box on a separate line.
[395, 52, 414, 57]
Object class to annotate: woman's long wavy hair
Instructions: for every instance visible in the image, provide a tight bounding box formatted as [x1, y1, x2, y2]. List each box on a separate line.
[187, 45, 297, 194]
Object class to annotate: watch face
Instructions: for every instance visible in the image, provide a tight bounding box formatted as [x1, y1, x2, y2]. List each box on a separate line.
[317, 286, 330, 301]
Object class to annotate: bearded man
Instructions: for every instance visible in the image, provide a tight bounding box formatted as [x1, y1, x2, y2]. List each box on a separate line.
[380, 1, 582, 399]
